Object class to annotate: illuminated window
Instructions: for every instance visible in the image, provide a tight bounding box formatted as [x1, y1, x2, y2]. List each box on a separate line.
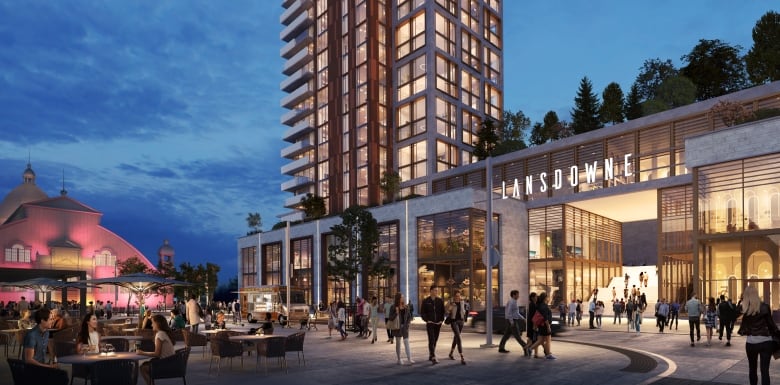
[461, 70, 480, 110]
[436, 97, 457, 139]
[460, 0, 479, 31]
[241, 246, 257, 287]
[435, 12, 456, 56]
[436, 140, 458, 171]
[397, 0, 425, 19]
[397, 55, 426, 101]
[461, 31, 480, 70]
[435, 0, 457, 15]
[396, 11, 426, 59]
[435, 55, 457, 98]
[485, 84, 501, 119]
[484, 47, 500, 85]
[462, 110, 480, 145]
[397, 96, 426, 140]
[484, 9, 501, 48]
[4, 244, 30, 263]
[94, 250, 117, 267]
[398, 141, 428, 181]
[262, 244, 281, 286]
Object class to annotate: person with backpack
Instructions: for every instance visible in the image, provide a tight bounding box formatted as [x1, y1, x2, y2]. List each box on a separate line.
[526, 292, 556, 360]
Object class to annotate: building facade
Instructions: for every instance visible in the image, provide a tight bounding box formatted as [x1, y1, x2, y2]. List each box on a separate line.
[0, 164, 163, 311]
[279, 0, 502, 220]
[241, 82, 780, 314]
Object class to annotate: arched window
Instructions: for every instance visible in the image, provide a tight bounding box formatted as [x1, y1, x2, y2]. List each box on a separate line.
[94, 249, 117, 266]
[4, 244, 30, 263]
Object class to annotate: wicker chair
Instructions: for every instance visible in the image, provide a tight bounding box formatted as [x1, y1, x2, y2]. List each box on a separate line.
[255, 336, 287, 374]
[148, 347, 190, 385]
[285, 331, 306, 366]
[208, 337, 244, 375]
[90, 358, 138, 385]
[8, 358, 69, 385]
[181, 329, 208, 358]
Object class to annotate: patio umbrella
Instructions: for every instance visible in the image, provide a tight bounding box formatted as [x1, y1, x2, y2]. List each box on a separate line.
[82, 272, 192, 309]
[0, 277, 90, 304]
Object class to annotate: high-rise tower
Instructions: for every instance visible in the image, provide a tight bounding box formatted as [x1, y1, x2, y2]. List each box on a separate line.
[280, 0, 502, 219]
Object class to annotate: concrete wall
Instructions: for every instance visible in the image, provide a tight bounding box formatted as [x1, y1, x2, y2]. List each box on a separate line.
[686, 116, 780, 168]
[622, 219, 657, 267]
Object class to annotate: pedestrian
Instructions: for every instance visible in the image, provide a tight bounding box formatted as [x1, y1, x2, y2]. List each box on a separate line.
[446, 290, 468, 364]
[186, 294, 201, 333]
[336, 301, 348, 340]
[669, 300, 680, 330]
[624, 273, 629, 289]
[717, 295, 737, 346]
[613, 299, 624, 325]
[575, 299, 582, 326]
[362, 296, 372, 339]
[558, 301, 566, 322]
[369, 296, 379, 343]
[421, 285, 445, 364]
[594, 300, 604, 328]
[626, 298, 635, 330]
[737, 285, 778, 385]
[233, 300, 241, 323]
[526, 292, 556, 359]
[498, 289, 528, 355]
[567, 298, 577, 326]
[639, 272, 644, 287]
[355, 297, 365, 337]
[388, 292, 414, 365]
[685, 293, 703, 347]
[611, 287, 617, 302]
[588, 298, 596, 329]
[327, 300, 337, 338]
[703, 297, 717, 346]
[383, 296, 394, 343]
[526, 292, 539, 357]
[105, 301, 113, 319]
[76, 313, 100, 354]
[23, 307, 56, 368]
[656, 298, 669, 333]
[634, 299, 644, 335]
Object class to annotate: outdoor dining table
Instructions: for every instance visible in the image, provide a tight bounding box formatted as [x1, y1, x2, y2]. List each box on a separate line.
[57, 351, 149, 365]
[227, 334, 277, 342]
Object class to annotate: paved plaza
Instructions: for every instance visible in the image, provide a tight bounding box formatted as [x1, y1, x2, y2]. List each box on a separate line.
[3, 315, 778, 385]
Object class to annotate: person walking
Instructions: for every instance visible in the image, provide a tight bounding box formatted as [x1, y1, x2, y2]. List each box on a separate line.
[594, 301, 604, 328]
[656, 298, 670, 333]
[634, 299, 644, 335]
[336, 301, 348, 340]
[526, 292, 556, 360]
[421, 285, 445, 364]
[567, 298, 577, 326]
[498, 289, 528, 356]
[717, 295, 737, 346]
[626, 298, 635, 330]
[383, 296, 394, 343]
[703, 297, 718, 346]
[686, 294, 703, 347]
[327, 300, 337, 338]
[613, 299, 623, 325]
[388, 292, 414, 365]
[738, 285, 778, 385]
[526, 292, 539, 358]
[588, 298, 596, 329]
[668, 300, 680, 330]
[446, 290, 468, 364]
[369, 296, 379, 343]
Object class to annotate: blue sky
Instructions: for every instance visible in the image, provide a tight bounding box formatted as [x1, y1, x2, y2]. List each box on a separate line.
[0, 1, 773, 284]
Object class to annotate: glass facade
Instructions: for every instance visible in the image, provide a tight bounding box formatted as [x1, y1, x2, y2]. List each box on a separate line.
[696, 152, 780, 309]
[417, 208, 498, 311]
[529, 205, 622, 307]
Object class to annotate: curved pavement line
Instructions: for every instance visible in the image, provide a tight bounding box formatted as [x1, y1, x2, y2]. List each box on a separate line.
[556, 339, 676, 383]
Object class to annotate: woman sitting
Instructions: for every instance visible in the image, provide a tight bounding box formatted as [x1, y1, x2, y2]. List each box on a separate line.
[138, 315, 175, 385]
[213, 311, 227, 330]
[76, 313, 100, 354]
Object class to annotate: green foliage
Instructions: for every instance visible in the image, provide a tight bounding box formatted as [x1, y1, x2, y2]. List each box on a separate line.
[570, 77, 603, 134]
[246, 212, 262, 235]
[655, 75, 697, 108]
[600, 82, 625, 125]
[493, 109, 529, 155]
[472, 118, 500, 160]
[528, 111, 572, 146]
[118, 256, 150, 275]
[300, 193, 326, 220]
[746, 11, 780, 84]
[633, 58, 679, 102]
[528, 122, 547, 146]
[174, 262, 220, 301]
[327, 206, 380, 298]
[624, 83, 643, 120]
[746, 108, 780, 122]
[681, 39, 748, 100]
[379, 170, 402, 203]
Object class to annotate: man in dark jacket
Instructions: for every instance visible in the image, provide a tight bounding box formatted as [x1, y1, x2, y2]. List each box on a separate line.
[717, 295, 738, 346]
[421, 285, 445, 364]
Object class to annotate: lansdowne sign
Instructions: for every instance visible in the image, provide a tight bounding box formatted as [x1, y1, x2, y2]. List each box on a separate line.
[500, 154, 634, 198]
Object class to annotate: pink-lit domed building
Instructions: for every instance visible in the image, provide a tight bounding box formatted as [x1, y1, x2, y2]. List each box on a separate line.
[0, 162, 165, 312]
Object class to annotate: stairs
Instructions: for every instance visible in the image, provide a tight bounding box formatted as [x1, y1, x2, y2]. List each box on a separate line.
[587, 266, 658, 316]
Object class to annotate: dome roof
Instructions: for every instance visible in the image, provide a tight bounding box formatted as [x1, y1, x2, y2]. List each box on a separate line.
[158, 239, 175, 257]
[0, 163, 48, 224]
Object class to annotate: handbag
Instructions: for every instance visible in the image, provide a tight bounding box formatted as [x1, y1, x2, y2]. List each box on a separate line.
[444, 316, 452, 325]
[532, 310, 546, 328]
[387, 314, 400, 330]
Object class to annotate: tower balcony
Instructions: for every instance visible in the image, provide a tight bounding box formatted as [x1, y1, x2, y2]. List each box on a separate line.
[280, 31, 312, 59]
[281, 176, 314, 192]
[280, 67, 314, 93]
[280, 156, 314, 176]
[280, 138, 314, 159]
[280, 0, 312, 26]
[281, 83, 312, 109]
[280, 12, 312, 42]
[282, 47, 313, 76]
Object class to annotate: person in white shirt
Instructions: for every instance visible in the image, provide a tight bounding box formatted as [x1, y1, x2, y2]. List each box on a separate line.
[498, 289, 528, 355]
[186, 294, 201, 333]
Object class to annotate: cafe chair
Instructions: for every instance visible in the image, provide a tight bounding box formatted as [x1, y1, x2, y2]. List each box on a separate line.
[181, 329, 208, 358]
[90, 358, 138, 385]
[8, 358, 69, 385]
[208, 337, 244, 375]
[148, 347, 190, 385]
[99, 338, 129, 352]
[255, 336, 287, 375]
[52, 341, 89, 385]
[0, 332, 9, 357]
[285, 331, 306, 366]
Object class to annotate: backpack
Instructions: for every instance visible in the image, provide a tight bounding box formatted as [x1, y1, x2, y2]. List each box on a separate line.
[532, 310, 546, 328]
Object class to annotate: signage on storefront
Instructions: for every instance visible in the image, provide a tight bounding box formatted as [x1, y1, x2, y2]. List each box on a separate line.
[501, 153, 633, 198]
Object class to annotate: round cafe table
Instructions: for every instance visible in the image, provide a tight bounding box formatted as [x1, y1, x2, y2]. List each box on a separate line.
[57, 351, 149, 365]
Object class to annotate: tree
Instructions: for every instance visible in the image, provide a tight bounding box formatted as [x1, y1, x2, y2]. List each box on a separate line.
[681, 39, 748, 100]
[633, 58, 679, 102]
[642, 75, 698, 115]
[709, 100, 754, 127]
[300, 193, 326, 220]
[327, 206, 380, 300]
[624, 83, 643, 120]
[528, 122, 547, 146]
[379, 171, 402, 203]
[600, 82, 625, 125]
[745, 11, 780, 84]
[472, 118, 500, 160]
[174, 262, 218, 304]
[528, 111, 569, 146]
[246, 212, 262, 235]
[117, 256, 150, 312]
[570, 77, 603, 134]
[153, 259, 177, 311]
[493, 109, 529, 155]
